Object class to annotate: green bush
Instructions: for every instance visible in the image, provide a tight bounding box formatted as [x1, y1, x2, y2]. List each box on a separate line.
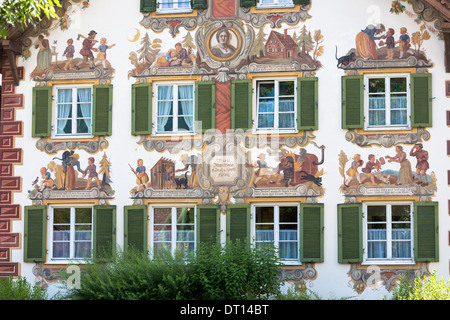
[65, 240, 282, 300]
[0, 276, 48, 300]
[391, 269, 450, 300]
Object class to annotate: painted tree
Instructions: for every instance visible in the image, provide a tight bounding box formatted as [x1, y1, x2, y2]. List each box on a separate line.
[298, 25, 314, 55]
[250, 27, 267, 58]
[181, 31, 196, 51]
[98, 153, 112, 186]
[137, 32, 161, 64]
[0, 0, 61, 38]
[411, 24, 431, 54]
[312, 29, 325, 61]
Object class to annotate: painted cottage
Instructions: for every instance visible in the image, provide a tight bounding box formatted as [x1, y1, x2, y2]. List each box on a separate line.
[0, 0, 449, 300]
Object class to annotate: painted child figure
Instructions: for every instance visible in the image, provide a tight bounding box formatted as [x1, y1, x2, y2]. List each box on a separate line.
[62, 38, 75, 71]
[345, 154, 363, 187]
[38, 167, 54, 191]
[97, 37, 116, 70]
[82, 157, 102, 190]
[379, 28, 395, 59]
[396, 27, 411, 58]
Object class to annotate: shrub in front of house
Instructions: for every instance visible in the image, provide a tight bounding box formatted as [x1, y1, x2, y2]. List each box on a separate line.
[64, 240, 282, 300]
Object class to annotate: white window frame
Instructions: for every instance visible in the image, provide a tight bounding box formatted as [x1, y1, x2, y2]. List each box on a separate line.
[257, 0, 295, 9]
[253, 77, 297, 134]
[149, 204, 197, 259]
[48, 204, 93, 264]
[52, 84, 94, 139]
[153, 81, 196, 136]
[250, 203, 300, 265]
[364, 74, 411, 131]
[156, 0, 193, 14]
[362, 202, 415, 265]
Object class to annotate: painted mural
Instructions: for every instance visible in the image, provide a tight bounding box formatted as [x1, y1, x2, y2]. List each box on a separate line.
[338, 143, 436, 201]
[130, 133, 325, 211]
[30, 29, 116, 82]
[336, 22, 433, 70]
[29, 151, 114, 204]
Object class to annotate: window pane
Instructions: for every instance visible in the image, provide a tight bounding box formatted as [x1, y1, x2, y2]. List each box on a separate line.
[390, 78, 407, 93]
[177, 207, 195, 224]
[279, 97, 294, 112]
[53, 225, 70, 241]
[75, 242, 92, 259]
[259, 82, 274, 98]
[53, 242, 70, 258]
[256, 225, 274, 241]
[157, 85, 174, 132]
[367, 206, 386, 222]
[368, 78, 385, 93]
[279, 113, 295, 129]
[258, 99, 275, 113]
[54, 208, 71, 223]
[392, 205, 411, 221]
[279, 81, 295, 96]
[256, 207, 274, 223]
[279, 206, 297, 222]
[75, 225, 92, 241]
[258, 114, 274, 128]
[154, 208, 172, 224]
[58, 89, 72, 103]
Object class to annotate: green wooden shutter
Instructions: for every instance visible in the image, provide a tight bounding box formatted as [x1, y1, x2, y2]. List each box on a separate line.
[32, 86, 52, 138]
[140, 0, 156, 12]
[300, 203, 324, 262]
[293, 0, 310, 5]
[24, 206, 47, 262]
[195, 81, 215, 133]
[132, 83, 152, 135]
[226, 204, 250, 243]
[240, 0, 256, 6]
[342, 76, 364, 129]
[192, 0, 208, 9]
[411, 73, 432, 127]
[124, 206, 148, 253]
[297, 77, 318, 131]
[93, 205, 116, 258]
[231, 79, 252, 131]
[197, 205, 220, 244]
[93, 85, 113, 136]
[414, 202, 439, 262]
[337, 203, 363, 263]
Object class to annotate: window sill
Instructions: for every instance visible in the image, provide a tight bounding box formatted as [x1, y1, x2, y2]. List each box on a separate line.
[153, 131, 195, 137]
[256, 4, 295, 9]
[46, 259, 90, 265]
[362, 260, 415, 266]
[156, 9, 193, 15]
[254, 129, 298, 135]
[363, 126, 412, 132]
[52, 134, 94, 140]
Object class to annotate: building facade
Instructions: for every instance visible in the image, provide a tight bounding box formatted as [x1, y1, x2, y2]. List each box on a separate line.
[0, 0, 449, 299]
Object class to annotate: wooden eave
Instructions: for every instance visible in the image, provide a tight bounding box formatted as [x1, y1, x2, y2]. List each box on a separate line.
[420, 0, 450, 72]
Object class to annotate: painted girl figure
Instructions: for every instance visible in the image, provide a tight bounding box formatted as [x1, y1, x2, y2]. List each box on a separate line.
[345, 154, 363, 187]
[96, 37, 116, 70]
[396, 27, 411, 58]
[386, 145, 414, 185]
[34, 34, 52, 70]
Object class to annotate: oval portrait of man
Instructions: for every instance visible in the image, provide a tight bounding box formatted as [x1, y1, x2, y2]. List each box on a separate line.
[207, 27, 242, 61]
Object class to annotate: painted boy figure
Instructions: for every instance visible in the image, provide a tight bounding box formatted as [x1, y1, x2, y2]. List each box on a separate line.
[82, 157, 102, 190]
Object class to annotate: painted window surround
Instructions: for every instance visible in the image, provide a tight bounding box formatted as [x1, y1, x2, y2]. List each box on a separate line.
[53, 84, 94, 140]
[149, 204, 197, 259]
[251, 203, 301, 265]
[362, 202, 415, 266]
[48, 204, 94, 264]
[363, 74, 411, 131]
[152, 81, 196, 136]
[252, 77, 298, 135]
